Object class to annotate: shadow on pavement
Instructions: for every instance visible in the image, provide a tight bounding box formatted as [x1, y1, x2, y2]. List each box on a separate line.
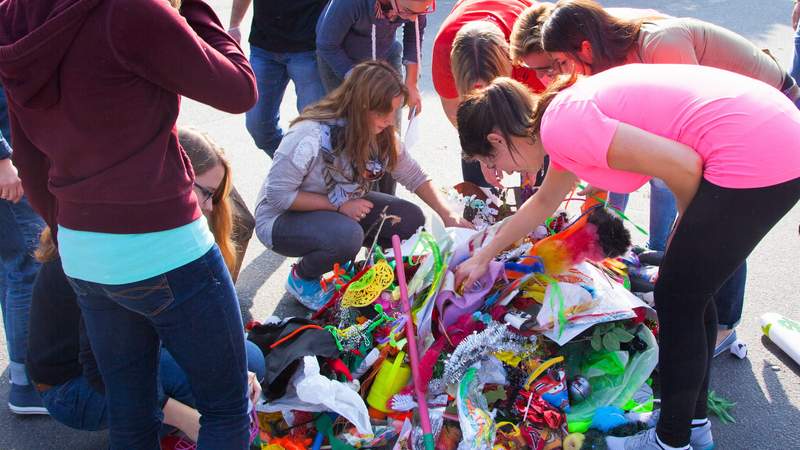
[709, 352, 800, 450]
[235, 250, 287, 323]
[760, 335, 800, 376]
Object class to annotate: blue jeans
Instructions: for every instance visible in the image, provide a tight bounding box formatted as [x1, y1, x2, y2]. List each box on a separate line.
[792, 24, 800, 85]
[41, 342, 266, 432]
[0, 86, 10, 138]
[271, 191, 425, 279]
[246, 47, 325, 157]
[609, 179, 746, 328]
[608, 178, 676, 252]
[68, 247, 250, 450]
[0, 196, 44, 385]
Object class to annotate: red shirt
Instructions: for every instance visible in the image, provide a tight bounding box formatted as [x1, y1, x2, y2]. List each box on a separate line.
[432, 0, 545, 99]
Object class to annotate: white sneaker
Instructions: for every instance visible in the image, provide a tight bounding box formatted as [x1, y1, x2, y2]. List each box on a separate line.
[607, 428, 693, 450]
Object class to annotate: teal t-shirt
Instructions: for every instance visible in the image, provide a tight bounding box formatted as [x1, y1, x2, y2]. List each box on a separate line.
[58, 217, 215, 285]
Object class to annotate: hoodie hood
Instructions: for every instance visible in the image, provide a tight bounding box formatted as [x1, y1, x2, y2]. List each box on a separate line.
[0, 0, 101, 109]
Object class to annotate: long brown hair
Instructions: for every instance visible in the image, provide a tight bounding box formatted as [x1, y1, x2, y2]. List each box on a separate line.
[457, 74, 578, 159]
[451, 21, 512, 97]
[541, 0, 644, 72]
[510, 3, 555, 64]
[178, 128, 237, 277]
[292, 61, 407, 178]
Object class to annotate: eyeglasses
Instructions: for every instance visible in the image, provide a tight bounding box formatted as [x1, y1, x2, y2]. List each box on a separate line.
[193, 181, 217, 204]
[389, 0, 435, 17]
[526, 57, 573, 80]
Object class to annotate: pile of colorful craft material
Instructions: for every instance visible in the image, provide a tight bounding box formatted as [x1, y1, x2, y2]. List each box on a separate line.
[246, 191, 674, 450]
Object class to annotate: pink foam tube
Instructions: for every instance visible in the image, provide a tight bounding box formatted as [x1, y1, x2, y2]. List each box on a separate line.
[391, 235, 434, 450]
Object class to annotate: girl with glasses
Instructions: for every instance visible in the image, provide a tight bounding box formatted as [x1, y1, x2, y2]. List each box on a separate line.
[181, 128, 255, 282]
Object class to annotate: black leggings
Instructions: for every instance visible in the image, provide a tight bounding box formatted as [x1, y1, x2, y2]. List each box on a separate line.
[655, 177, 799, 447]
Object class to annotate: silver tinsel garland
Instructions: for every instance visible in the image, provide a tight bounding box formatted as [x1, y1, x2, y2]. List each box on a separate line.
[442, 322, 527, 386]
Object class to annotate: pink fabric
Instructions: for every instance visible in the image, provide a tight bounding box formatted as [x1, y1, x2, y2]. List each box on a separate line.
[541, 64, 800, 191]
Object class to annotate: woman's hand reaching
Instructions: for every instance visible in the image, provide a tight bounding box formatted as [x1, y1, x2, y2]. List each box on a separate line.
[247, 371, 262, 405]
[454, 252, 492, 294]
[441, 212, 476, 229]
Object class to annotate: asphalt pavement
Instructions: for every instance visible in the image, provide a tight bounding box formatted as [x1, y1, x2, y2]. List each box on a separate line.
[1, 1, 798, 448]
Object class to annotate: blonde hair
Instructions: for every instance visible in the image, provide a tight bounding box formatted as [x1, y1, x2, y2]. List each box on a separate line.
[451, 21, 512, 97]
[292, 60, 407, 177]
[510, 3, 555, 64]
[178, 128, 238, 278]
[168, 0, 182, 9]
[34, 227, 58, 263]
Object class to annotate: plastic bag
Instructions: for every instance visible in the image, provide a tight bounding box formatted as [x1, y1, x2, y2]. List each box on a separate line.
[259, 356, 373, 435]
[566, 325, 658, 432]
[538, 262, 648, 346]
[456, 367, 495, 450]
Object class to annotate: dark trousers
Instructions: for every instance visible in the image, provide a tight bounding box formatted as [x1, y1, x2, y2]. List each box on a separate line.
[68, 247, 250, 450]
[271, 192, 425, 279]
[655, 177, 799, 447]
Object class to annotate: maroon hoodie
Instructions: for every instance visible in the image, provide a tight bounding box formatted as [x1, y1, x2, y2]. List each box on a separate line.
[0, 0, 257, 234]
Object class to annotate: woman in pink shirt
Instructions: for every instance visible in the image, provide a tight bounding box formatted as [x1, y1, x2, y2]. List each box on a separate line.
[455, 65, 800, 450]
[529, 0, 799, 354]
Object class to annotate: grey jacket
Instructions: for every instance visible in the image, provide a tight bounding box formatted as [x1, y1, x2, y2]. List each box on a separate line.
[254, 120, 429, 248]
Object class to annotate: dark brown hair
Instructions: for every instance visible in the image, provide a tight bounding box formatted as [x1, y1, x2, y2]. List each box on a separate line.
[456, 77, 536, 160]
[457, 74, 579, 160]
[541, 0, 645, 72]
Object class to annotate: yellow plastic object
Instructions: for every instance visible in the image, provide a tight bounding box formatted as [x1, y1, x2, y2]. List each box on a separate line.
[342, 259, 394, 307]
[563, 433, 585, 450]
[523, 356, 565, 390]
[366, 351, 411, 413]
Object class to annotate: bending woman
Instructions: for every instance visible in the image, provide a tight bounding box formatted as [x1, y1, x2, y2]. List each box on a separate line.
[255, 61, 470, 311]
[432, 0, 545, 188]
[179, 128, 255, 282]
[455, 68, 799, 450]
[0, 0, 257, 447]
[528, 0, 800, 348]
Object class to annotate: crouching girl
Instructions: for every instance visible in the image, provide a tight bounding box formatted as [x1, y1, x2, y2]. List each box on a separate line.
[255, 61, 470, 310]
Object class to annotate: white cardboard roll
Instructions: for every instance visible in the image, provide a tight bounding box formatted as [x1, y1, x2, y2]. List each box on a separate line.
[760, 313, 800, 365]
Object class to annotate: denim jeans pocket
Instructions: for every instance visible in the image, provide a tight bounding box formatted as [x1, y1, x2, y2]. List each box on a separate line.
[70, 275, 176, 318]
[99, 276, 175, 317]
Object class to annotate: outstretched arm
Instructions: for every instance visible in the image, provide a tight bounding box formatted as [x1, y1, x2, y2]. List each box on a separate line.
[455, 167, 578, 288]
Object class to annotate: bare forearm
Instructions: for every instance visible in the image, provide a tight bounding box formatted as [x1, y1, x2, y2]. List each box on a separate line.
[477, 171, 577, 261]
[229, 0, 252, 28]
[440, 96, 459, 127]
[289, 191, 337, 212]
[163, 399, 200, 442]
[663, 170, 702, 216]
[405, 63, 419, 87]
[414, 180, 452, 220]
